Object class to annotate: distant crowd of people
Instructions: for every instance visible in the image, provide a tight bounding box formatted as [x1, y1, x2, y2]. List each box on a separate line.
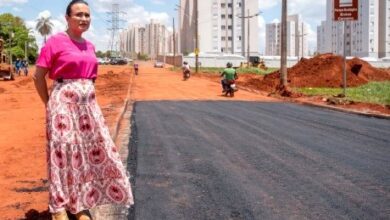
[14, 58, 29, 76]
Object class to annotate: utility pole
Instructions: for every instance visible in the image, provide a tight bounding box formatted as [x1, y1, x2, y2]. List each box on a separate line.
[301, 22, 304, 60]
[342, 20, 347, 96]
[24, 41, 27, 60]
[294, 22, 307, 61]
[173, 17, 176, 66]
[247, 9, 250, 63]
[9, 32, 14, 68]
[195, 0, 199, 73]
[163, 27, 166, 64]
[280, 0, 288, 86]
[237, 10, 260, 64]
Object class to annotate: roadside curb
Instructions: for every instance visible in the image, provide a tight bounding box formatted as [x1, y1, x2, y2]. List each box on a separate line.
[112, 68, 136, 142]
[291, 99, 390, 119]
[91, 67, 136, 220]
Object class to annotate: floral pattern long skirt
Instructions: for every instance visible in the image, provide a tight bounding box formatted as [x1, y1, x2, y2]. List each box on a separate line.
[46, 79, 134, 214]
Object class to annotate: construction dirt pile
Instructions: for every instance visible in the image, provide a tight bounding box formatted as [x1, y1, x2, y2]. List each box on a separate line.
[243, 54, 390, 93]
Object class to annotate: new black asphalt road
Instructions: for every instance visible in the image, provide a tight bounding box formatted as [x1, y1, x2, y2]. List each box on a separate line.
[128, 101, 390, 220]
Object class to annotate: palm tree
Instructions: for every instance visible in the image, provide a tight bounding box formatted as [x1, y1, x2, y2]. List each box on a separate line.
[35, 16, 53, 44]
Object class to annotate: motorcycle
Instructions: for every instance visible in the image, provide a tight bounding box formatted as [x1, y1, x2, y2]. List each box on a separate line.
[224, 79, 236, 97]
[183, 70, 190, 80]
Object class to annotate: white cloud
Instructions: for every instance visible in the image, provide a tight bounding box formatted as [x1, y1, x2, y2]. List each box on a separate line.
[38, 10, 51, 19]
[287, 0, 326, 53]
[151, 0, 165, 5]
[259, 0, 280, 10]
[288, 0, 326, 25]
[0, 0, 27, 7]
[12, 7, 21, 12]
[91, 0, 135, 13]
[123, 5, 170, 27]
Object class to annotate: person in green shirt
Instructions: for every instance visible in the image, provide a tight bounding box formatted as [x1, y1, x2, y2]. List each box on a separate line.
[220, 62, 238, 92]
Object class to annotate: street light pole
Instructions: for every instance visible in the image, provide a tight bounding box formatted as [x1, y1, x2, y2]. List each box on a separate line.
[301, 22, 304, 60]
[9, 32, 14, 70]
[237, 10, 260, 65]
[280, 0, 288, 86]
[293, 22, 307, 61]
[195, 0, 199, 73]
[173, 17, 176, 66]
[24, 41, 28, 60]
[342, 20, 347, 96]
[247, 9, 250, 63]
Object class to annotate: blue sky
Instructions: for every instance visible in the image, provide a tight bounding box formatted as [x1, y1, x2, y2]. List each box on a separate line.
[0, 0, 326, 53]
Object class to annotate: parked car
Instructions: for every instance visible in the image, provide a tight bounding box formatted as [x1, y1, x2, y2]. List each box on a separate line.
[97, 57, 105, 65]
[110, 57, 128, 65]
[154, 61, 164, 68]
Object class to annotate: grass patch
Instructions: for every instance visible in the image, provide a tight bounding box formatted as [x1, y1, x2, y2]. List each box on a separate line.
[169, 67, 278, 75]
[296, 81, 390, 105]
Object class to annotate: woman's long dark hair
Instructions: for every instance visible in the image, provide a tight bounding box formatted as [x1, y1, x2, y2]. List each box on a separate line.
[66, 0, 89, 16]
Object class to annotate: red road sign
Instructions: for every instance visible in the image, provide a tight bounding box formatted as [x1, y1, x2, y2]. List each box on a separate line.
[334, 0, 359, 21]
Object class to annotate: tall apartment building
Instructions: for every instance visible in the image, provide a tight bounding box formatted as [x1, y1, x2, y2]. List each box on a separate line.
[167, 32, 179, 55]
[265, 14, 308, 57]
[178, 0, 259, 56]
[317, 21, 328, 54]
[120, 20, 172, 59]
[379, 0, 390, 58]
[265, 22, 280, 56]
[317, 0, 390, 58]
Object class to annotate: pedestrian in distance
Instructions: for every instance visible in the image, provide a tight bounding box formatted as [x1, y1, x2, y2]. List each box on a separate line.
[32, 1, 134, 219]
[22, 59, 29, 76]
[15, 58, 22, 76]
[182, 61, 191, 80]
[133, 63, 139, 75]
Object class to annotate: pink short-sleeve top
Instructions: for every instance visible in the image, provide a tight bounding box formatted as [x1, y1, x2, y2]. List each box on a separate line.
[36, 32, 98, 80]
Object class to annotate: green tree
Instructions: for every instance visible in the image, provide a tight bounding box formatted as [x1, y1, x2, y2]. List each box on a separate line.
[137, 53, 149, 61]
[0, 13, 38, 62]
[96, 50, 104, 58]
[35, 16, 53, 44]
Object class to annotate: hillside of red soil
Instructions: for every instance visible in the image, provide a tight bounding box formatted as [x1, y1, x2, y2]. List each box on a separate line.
[252, 54, 390, 93]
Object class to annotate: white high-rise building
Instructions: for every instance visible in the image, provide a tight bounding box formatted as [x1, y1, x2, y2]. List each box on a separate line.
[317, 0, 389, 58]
[178, 0, 258, 56]
[265, 14, 308, 57]
[265, 22, 280, 56]
[379, 0, 390, 58]
[120, 20, 172, 59]
[317, 21, 328, 54]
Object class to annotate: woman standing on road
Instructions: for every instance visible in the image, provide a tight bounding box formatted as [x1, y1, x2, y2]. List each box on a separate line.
[33, 1, 133, 219]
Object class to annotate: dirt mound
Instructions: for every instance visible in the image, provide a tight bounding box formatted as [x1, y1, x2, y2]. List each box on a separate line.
[257, 54, 390, 92]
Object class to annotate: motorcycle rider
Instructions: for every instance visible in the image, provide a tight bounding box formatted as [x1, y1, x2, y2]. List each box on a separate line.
[220, 62, 238, 93]
[182, 61, 191, 80]
[133, 63, 139, 75]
